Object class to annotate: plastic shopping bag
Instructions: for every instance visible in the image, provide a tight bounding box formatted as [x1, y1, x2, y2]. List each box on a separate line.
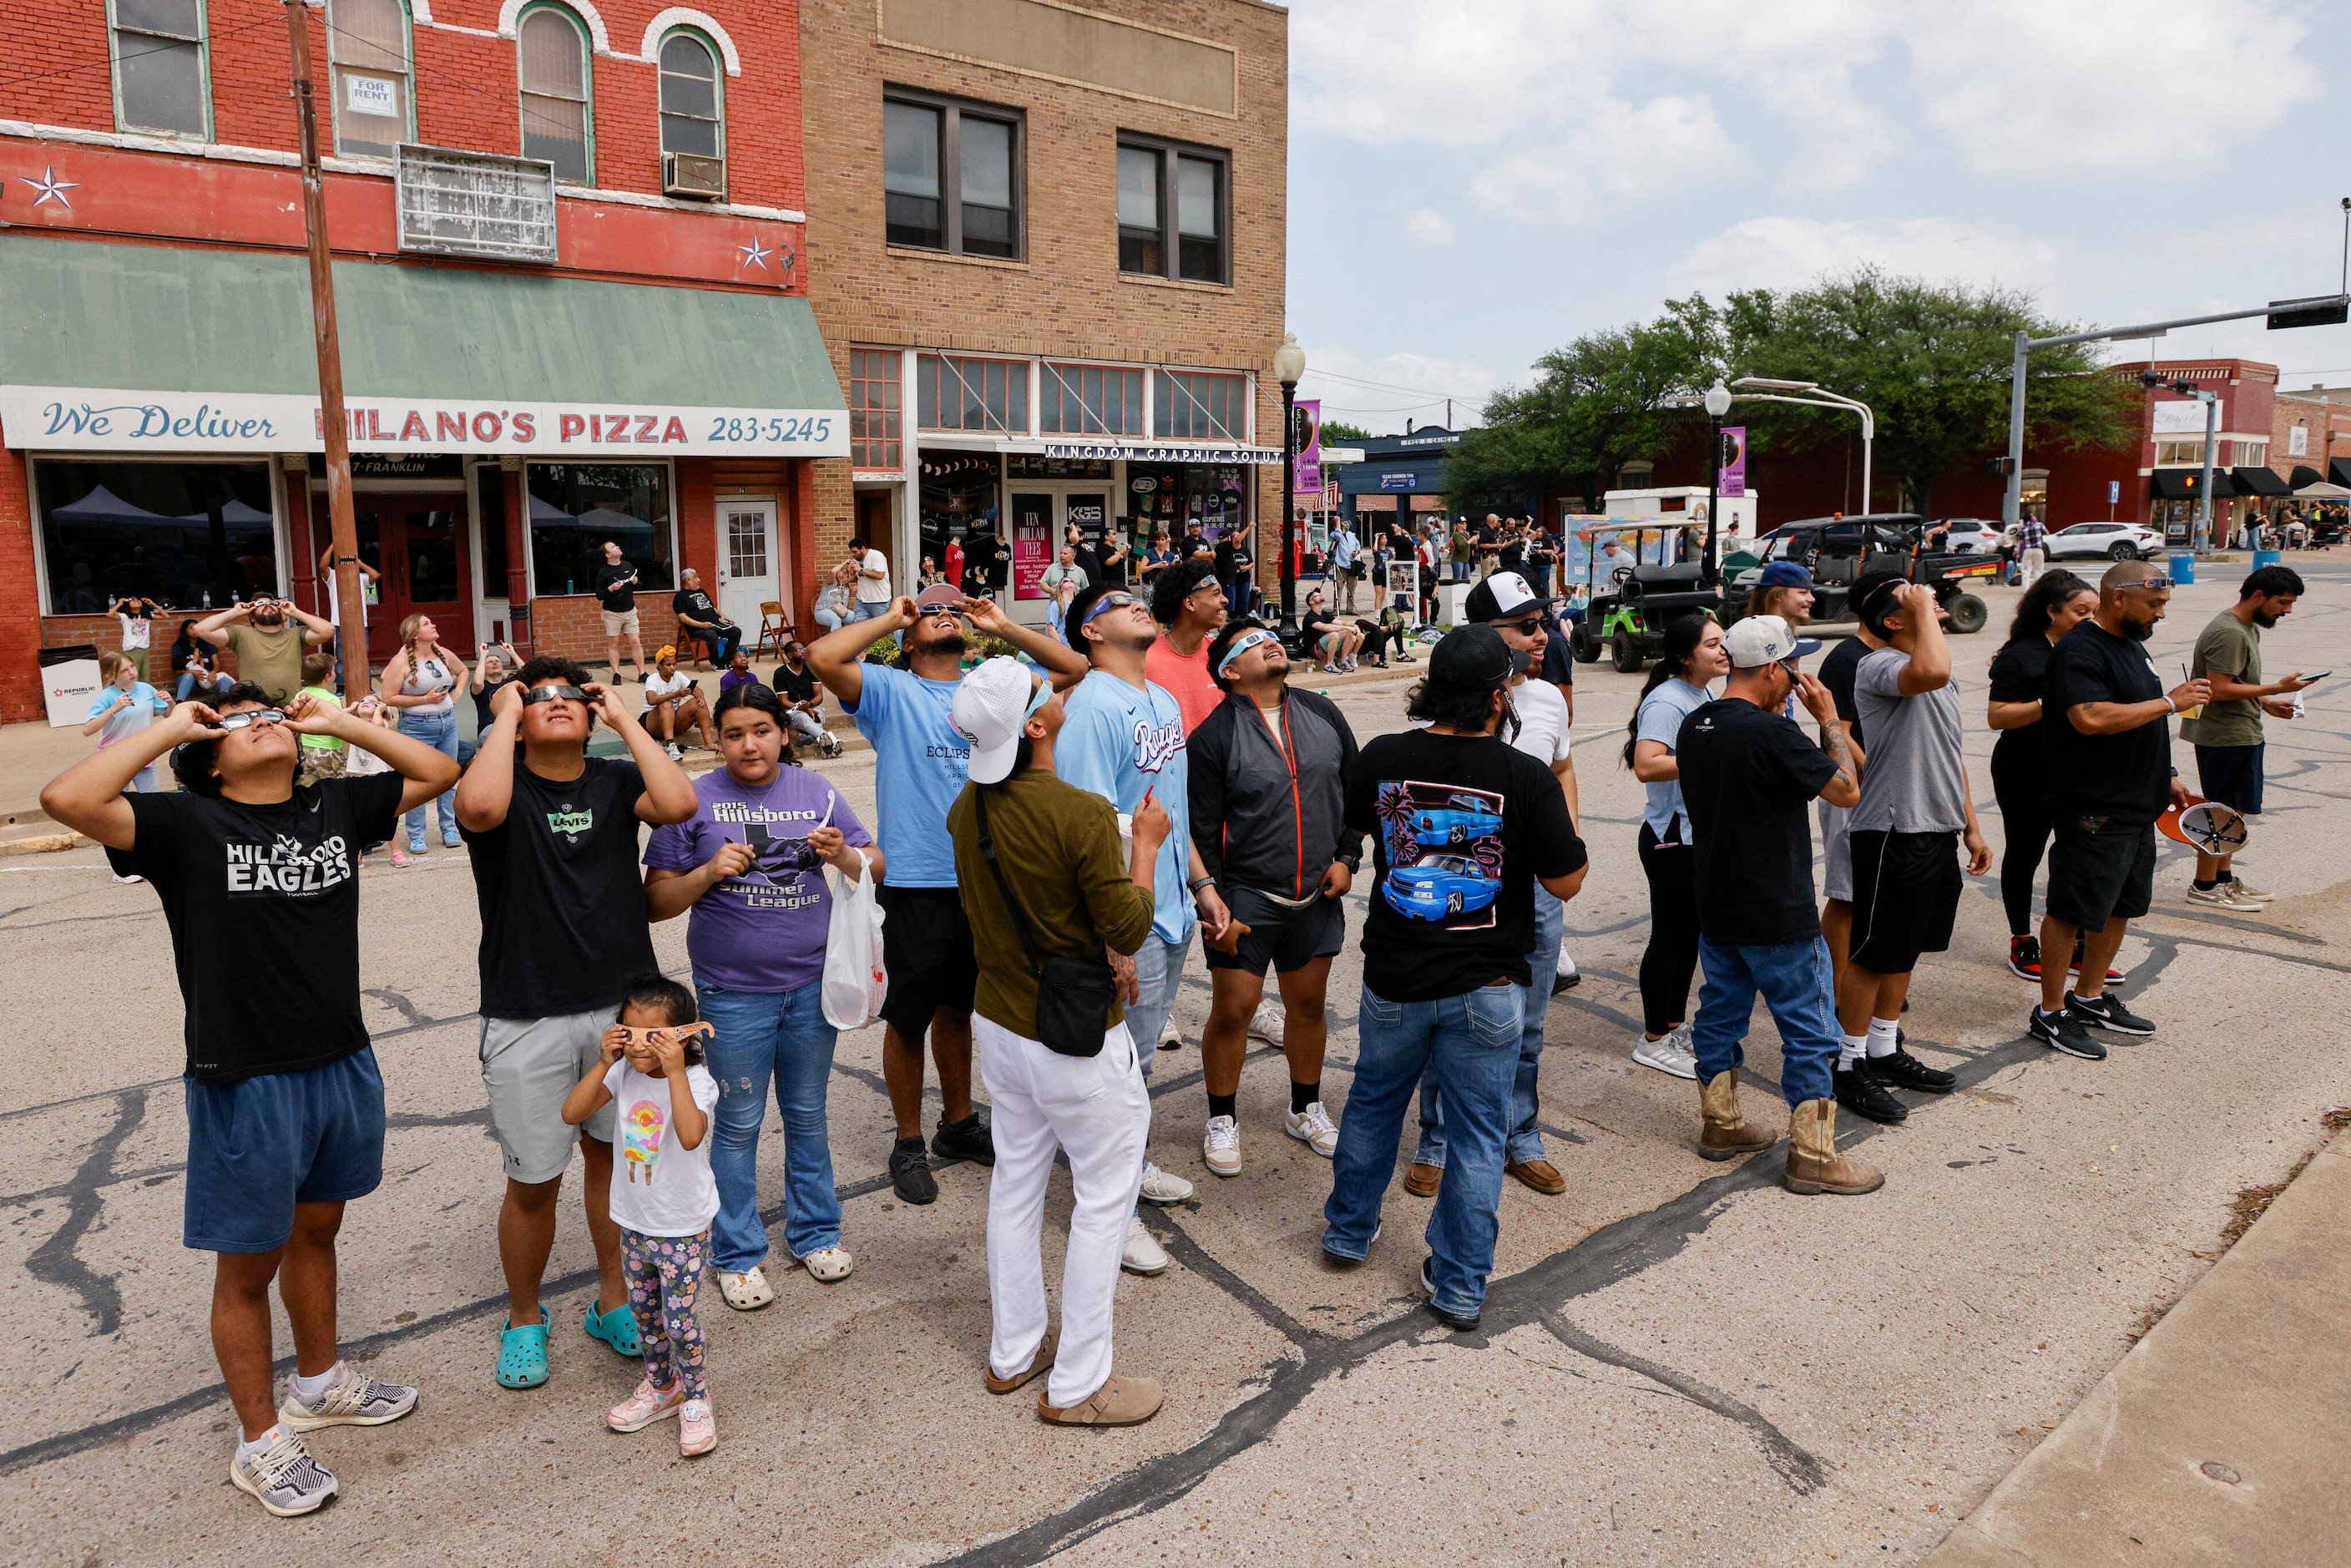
[821, 847, 887, 1030]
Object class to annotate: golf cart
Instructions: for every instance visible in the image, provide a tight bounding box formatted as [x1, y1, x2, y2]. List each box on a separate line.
[1722, 513, 1998, 636]
[1565, 520, 1725, 673]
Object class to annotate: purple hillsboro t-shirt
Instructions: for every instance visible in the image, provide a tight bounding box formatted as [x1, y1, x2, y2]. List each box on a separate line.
[644, 765, 872, 994]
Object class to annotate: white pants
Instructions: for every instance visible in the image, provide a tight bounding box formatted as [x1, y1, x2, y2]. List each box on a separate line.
[2020, 546, 2045, 587]
[975, 1014, 1150, 1409]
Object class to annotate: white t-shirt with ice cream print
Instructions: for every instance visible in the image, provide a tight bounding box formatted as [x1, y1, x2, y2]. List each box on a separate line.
[600, 1059, 720, 1236]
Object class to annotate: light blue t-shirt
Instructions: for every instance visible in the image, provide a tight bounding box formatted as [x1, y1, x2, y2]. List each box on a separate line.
[87, 681, 166, 749]
[1634, 677, 1716, 842]
[1055, 669, 1193, 944]
[842, 664, 968, 888]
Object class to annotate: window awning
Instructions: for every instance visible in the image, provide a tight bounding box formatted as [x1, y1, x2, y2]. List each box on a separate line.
[2230, 465, 2289, 497]
[0, 235, 845, 458]
[2289, 463, 2327, 489]
[2333, 458, 2351, 489]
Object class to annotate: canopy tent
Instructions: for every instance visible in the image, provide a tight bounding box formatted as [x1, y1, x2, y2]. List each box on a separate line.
[574, 506, 657, 538]
[2292, 480, 2351, 498]
[50, 485, 172, 525]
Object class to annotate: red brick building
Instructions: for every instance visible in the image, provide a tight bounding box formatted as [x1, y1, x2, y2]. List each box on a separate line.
[0, 0, 843, 723]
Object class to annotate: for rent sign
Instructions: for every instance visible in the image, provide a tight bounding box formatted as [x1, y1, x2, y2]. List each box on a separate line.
[1, 386, 849, 457]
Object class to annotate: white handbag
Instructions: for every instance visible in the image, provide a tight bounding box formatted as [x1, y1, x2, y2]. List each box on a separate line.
[820, 847, 888, 1030]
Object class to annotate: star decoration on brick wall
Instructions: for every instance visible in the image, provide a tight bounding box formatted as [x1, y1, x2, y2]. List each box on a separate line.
[22, 166, 78, 210]
[736, 237, 773, 271]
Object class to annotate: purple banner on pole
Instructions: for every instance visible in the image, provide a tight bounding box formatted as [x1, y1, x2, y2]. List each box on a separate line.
[1719, 425, 1747, 498]
[1293, 398, 1322, 494]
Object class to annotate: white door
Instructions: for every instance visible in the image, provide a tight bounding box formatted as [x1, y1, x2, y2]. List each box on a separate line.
[716, 500, 781, 635]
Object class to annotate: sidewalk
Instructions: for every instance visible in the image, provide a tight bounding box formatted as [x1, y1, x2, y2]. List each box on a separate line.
[1924, 1121, 2351, 1566]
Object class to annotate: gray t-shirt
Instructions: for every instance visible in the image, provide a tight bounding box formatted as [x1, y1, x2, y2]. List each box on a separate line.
[1851, 647, 1968, 833]
[1634, 677, 1715, 842]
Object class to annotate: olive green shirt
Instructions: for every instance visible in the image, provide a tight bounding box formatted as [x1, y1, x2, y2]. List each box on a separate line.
[2181, 609, 2263, 750]
[948, 769, 1155, 1040]
[224, 622, 307, 703]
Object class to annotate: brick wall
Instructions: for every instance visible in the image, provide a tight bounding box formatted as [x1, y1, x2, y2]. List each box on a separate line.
[526, 594, 685, 667]
[0, 448, 41, 722]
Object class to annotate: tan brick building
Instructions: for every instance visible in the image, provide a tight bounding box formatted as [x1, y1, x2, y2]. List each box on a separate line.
[800, 0, 1291, 625]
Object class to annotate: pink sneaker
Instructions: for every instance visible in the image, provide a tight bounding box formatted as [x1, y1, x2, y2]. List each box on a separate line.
[388, 842, 409, 867]
[606, 1376, 684, 1434]
[678, 1397, 715, 1456]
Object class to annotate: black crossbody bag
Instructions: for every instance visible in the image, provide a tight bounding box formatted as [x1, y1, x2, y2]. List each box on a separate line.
[973, 785, 1118, 1058]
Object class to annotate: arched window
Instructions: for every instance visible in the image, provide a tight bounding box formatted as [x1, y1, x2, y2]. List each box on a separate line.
[657, 32, 721, 160]
[329, 0, 412, 159]
[518, 6, 591, 184]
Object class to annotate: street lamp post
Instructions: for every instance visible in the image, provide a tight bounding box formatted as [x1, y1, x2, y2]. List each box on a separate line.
[1701, 380, 1732, 586]
[1273, 333, 1307, 628]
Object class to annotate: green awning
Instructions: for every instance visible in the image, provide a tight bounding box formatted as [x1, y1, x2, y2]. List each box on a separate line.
[0, 234, 845, 457]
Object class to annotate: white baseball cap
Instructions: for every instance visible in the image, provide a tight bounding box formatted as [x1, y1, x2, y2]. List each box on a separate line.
[949, 656, 1047, 784]
[1722, 615, 1823, 669]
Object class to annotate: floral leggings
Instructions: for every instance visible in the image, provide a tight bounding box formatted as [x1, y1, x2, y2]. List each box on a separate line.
[619, 1227, 710, 1401]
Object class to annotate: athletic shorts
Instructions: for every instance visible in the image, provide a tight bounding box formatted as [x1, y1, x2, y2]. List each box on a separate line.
[1818, 798, 1854, 903]
[1203, 884, 1347, 977]
[1847, 829, 1962, 975]
[481, 1009, 617, 1184]
[877, 883, 979, 1039]
[2195, 743, 2264, 817]
[600, 608, 640, 636]
[184, 1047, 385, 1253]
[2045, 815, 2156, 931]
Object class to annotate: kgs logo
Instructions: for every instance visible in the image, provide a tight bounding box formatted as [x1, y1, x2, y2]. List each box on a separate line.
[546, 807, 594, 842]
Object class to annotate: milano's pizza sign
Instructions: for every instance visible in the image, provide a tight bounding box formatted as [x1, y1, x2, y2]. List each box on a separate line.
[1, 386, 849, 458]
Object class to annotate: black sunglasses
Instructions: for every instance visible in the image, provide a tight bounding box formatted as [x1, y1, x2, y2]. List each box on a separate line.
[521, 684, 593, 706]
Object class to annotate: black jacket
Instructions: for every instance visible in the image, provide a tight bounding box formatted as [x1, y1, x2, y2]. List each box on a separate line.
[1190, 686, 1363, 900]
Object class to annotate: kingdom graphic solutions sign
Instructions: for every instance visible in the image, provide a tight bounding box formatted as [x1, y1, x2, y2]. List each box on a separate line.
[2, 387, 849, 458]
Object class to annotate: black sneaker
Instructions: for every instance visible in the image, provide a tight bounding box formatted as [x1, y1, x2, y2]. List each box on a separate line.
[2069, 940, 2126, 984]
[1867, 1047, 1956, 1094]
[1833, 1063, 1909, 1124]
[931, 1108, 996, 1166]
[2027, 1005, 2106, 1060]
[1418, 1254, 1481, 1333]
[2066, 991, 2154, 1037]
[2008, 935, 2042, 982]
[1550, 970, 1580, 995]
[888, 1137, 938, 1204]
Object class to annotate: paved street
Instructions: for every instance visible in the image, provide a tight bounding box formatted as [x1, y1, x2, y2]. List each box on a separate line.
[4, 565, 2348, 1566]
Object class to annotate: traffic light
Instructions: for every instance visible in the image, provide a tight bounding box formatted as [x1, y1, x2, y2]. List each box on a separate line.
[1986, 456, 2017, 476]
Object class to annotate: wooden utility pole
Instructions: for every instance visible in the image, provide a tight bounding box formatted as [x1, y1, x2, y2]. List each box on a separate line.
[285, 0, 367, 701]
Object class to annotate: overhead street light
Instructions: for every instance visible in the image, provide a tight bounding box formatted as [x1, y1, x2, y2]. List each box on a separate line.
[1732, 376, 1878, 512]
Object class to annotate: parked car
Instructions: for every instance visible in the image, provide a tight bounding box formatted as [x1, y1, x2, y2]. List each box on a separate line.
[1383, 853, 1500, 919]
[1934, 518, 2008, 555]
[2045, 521, 2164, 561]
[1712, 513, 1998, 636]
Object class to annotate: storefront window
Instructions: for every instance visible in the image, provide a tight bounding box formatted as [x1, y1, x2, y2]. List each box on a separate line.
[851, 346, 903, 470]
[917, 353, 1028, 434]
[1125, 462, 1246, 543]
[528, 463, 674, 597]
[1041, 362, 1144, 436]
[918, 452, 1002, 587]
[1154, 370, 1247, 443]
[36, 459, 276, 613]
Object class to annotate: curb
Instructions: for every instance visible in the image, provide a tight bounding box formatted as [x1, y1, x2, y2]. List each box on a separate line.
[0, 831, 88, 858]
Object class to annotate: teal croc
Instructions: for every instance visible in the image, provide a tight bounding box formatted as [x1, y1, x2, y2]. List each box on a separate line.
[584, 1297, 641, 1358]
[496, 1318, 549, 1389]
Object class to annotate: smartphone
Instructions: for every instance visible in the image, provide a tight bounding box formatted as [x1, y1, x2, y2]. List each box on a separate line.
[2303, 671, 2331, 682]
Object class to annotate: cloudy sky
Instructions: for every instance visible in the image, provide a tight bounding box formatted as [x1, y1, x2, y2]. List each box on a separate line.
[1283, 0, 2351, 432]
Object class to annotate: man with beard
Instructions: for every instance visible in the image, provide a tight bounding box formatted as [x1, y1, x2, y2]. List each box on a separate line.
[2027, 562, 2210, 1060]
[195, 594, 336, 705]
[806, 583, 1089, 1201]
[1054, 584, 1231, 1272]
[2180, 566, 2312, 909]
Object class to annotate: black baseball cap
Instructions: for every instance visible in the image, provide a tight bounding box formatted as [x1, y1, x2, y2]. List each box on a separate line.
[1428, 624, 1522, 690]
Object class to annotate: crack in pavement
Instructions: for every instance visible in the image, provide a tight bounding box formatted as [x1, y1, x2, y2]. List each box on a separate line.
[25, 1089, 145, 1338]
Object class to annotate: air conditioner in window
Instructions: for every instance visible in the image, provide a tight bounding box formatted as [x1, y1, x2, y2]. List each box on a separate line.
[664, 152, 726, 200]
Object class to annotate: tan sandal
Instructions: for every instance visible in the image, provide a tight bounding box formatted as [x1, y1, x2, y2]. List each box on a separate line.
[987, 1326, 1059, 1394]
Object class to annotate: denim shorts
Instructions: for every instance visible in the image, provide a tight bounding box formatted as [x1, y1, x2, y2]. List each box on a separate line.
[184, 1047, 386, 1254]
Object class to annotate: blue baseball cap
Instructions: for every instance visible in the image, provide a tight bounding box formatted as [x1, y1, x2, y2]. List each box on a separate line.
[1756, 560, 1816, 588]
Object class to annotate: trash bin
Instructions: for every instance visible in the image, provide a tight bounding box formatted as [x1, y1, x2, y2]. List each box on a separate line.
[38, 643, 101, 728]
[2252, 548, 2283, 570]
[2168, 552, 2196, 586]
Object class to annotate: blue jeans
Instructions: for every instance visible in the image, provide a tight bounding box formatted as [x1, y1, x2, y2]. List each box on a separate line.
[847, 599, 887, 624]
[1325, 982, 1522, 1319]
[1125, 928, 1193, 1080]
[396, 708, 458, 839]
[1690, 936, 1842, 1107]
[175, 670, 235, 702]
[698, 980, 842, 1267]
[1414, 888, 1561, 1169]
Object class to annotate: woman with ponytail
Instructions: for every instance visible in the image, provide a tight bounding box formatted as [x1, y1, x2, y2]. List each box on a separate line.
[378, 613, 468, 861]
[1621, 613, 1730, 1078]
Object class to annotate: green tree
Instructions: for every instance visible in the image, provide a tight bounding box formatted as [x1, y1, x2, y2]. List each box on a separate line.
[1317, 417, 1376, 444]
[1448, 296, 1726, 513]
[1727, 268, 2137, 516]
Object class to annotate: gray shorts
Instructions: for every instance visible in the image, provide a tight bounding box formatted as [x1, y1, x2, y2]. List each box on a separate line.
[481, 1009, 616, 1183]
[1819, 798, 1854, 903]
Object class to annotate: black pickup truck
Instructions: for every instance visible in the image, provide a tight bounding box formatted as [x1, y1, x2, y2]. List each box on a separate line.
[1722, 513, 1999, 635]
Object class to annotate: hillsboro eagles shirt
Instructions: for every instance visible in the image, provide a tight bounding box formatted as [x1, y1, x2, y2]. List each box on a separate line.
[462, 755, 658, 1019]
[107, 774, 407, 1083]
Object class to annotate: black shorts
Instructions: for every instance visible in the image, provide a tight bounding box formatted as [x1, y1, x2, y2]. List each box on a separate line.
[2194, 743, 2264, 816]
[2046, 816, 2157, 931]
[1202, 884, 1347, 977]
[1847, 829, 1962, 975]
[877, 884, 978, 1039]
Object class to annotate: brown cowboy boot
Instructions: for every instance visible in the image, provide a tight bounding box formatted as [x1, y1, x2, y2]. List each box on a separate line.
[1783, 1099, 1883, 1194]
[1697, 1070, 1777, 1161]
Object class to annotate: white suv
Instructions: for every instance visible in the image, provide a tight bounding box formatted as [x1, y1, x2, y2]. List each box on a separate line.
[2045, 521, 2165, 561]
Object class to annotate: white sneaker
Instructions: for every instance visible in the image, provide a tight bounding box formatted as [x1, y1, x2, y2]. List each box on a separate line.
[1631, 1025, 1698, 1080]
[1555, 945, 1577, 977]
[1247, 999, 1285, 1047]
[2186, 883, 2262, 912]
[1138, 1161, 1195, 1206]
[1120, 1214, 1170, 1276]
[1159, 1020, 1185, 1053]
[1202, 1114, 1242, 1176]
[666, 742, 685, 761]
[110, 872, 144, 885]
[276, 1361, 417, 1430]
[1284, 1101, 1339, 1157]
[228, 1426, 338, 1517]
[799, 1247, 854, 1283]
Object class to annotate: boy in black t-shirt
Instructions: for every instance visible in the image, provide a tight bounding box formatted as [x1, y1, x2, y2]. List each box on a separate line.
[40, 684, 460, 1517]
[1322, 627, 1588, 1333]
[456, 657, 699, 1392]
[1676, 616, 1883, 1197]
